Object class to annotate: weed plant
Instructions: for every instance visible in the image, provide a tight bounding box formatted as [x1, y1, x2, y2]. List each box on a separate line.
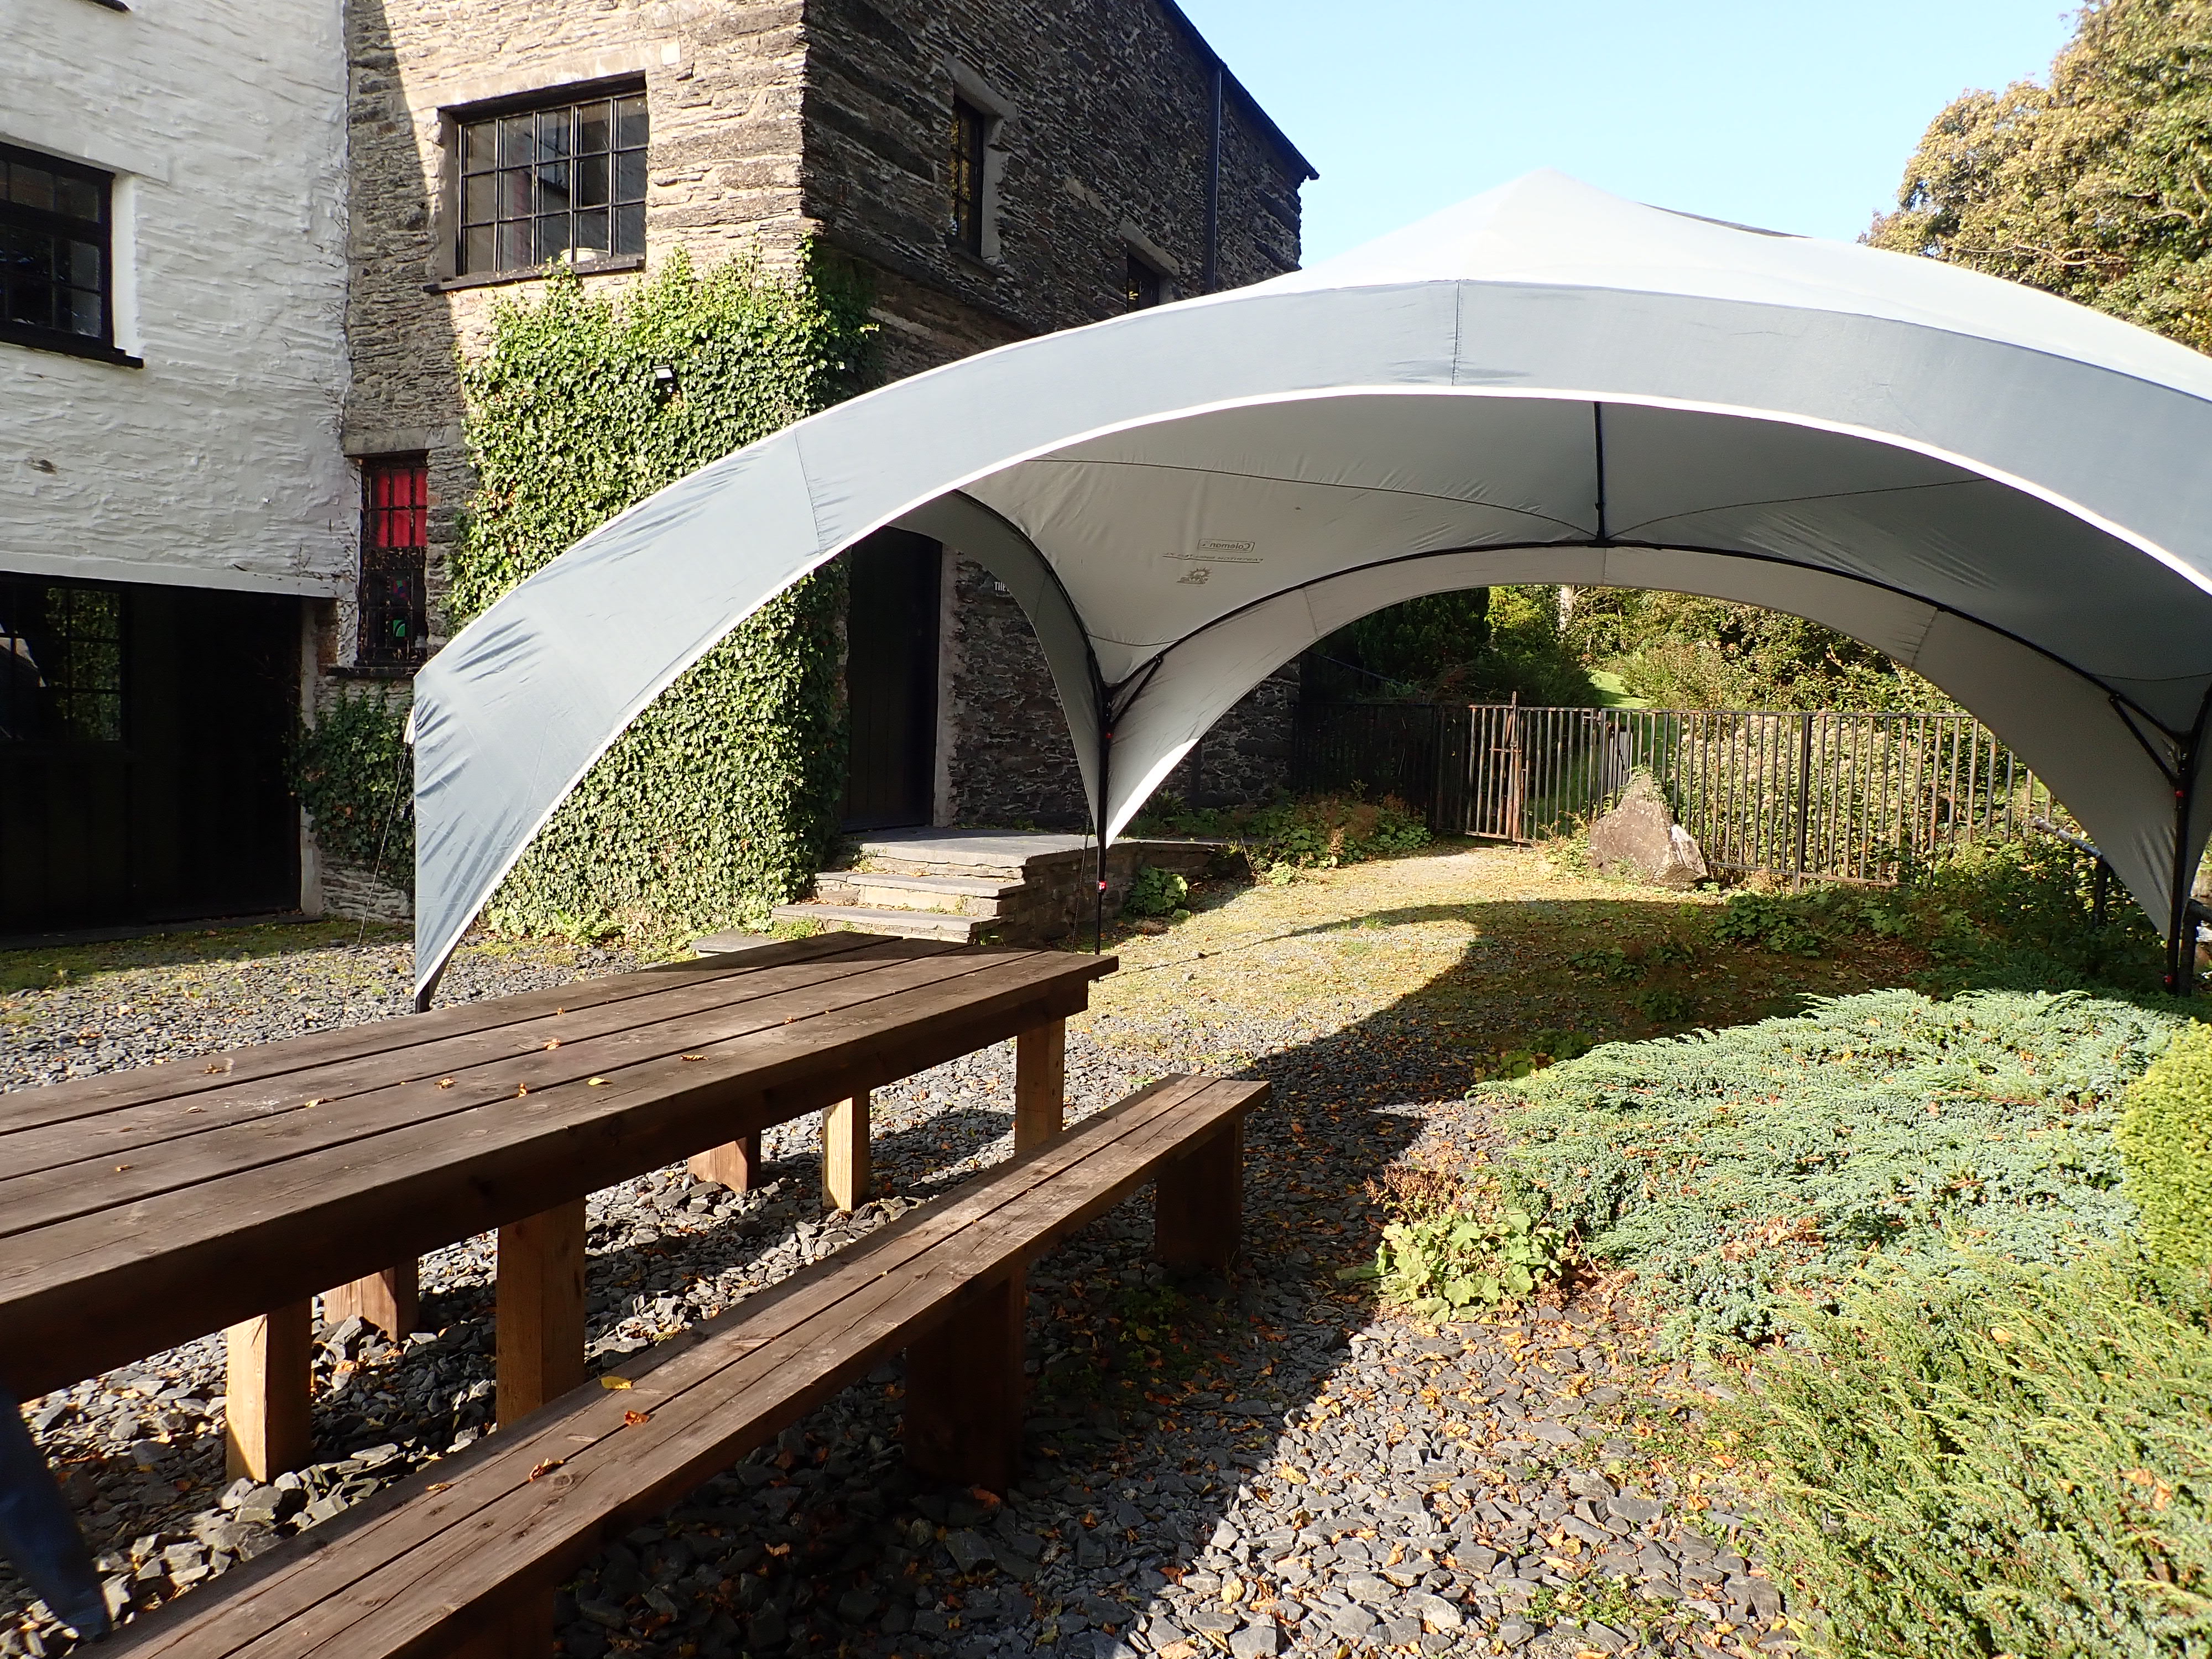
[1343, 1165, 1575, 1318]
[1121, 867, 1189, 918]
[1733, 1248, 2212, 1658]
[1490, 988, 2185, 1349]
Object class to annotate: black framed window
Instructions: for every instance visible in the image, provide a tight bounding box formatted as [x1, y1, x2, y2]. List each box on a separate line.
[1125, 253, 1164, 311]
[949, 97, 987, 254]
[0, 578, 123, 744]
[1, 142, 114, 359]
[456, 90, 646, 277]
[358, 457, 430, 666]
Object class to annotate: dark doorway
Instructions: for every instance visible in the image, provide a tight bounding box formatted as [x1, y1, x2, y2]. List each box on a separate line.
[1, 576, 300, 934]
[841, 530, 940, 831]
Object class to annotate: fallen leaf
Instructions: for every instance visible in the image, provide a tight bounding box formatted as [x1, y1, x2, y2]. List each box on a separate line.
[426, 1482, 452, 1494]
[527, 1458, 565, 1481]
[436, 1078, 456, 1089]
[186, 1105, 204, 1114]
[304, 1098, 323, 1108]
[114, 1164, 131, 1172]
[623, 1409, 652, 1427]
[765, 1542, 790, 1557]
[597, 1376, 634, 1391]
[681, 1054, 705, 1062]
[544, 1039, 561, 1050]
[516, 1084, 529, 1098]
[587, 1077, 609, 1087]
[203, 1063, 223, 1074]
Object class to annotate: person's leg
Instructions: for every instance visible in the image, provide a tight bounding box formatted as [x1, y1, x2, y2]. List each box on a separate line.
[0, 1388, 108, 1638]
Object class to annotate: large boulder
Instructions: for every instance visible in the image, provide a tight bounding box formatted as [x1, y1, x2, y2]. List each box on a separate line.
[1586, 770, 1708, 889]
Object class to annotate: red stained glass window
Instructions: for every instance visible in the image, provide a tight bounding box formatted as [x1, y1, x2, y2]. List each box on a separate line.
[358, 457, 429, 666]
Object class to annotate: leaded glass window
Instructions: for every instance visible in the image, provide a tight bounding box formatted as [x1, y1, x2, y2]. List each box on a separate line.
[0, 141, 112, 356]
[0, 578, 123, 744]
[456, 91, 646, 277]
[950, 98, 987, 254]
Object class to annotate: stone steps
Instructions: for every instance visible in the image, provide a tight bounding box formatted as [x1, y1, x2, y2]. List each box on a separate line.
[705, 830, 1231, 953]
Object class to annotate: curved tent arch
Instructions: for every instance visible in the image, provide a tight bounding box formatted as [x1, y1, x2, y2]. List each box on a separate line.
[408, 170, 2212, 998]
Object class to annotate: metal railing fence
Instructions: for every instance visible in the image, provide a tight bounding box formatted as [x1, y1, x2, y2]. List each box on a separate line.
[1292, 701, 2053, 883]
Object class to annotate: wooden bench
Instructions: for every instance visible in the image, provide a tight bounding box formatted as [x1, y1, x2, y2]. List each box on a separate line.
[108, 1073, 1265, 1659]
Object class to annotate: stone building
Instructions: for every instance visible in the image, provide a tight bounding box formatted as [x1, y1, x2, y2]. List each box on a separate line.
[338, 0, 1314, 886]
[1, 0, 351, 936]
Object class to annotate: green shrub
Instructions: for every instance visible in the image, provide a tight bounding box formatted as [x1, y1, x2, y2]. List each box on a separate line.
[1490, 988, 2186, 1349]
[2119, 1020, 2212, 1271]
[1701, 836, 2171, 992]
[1733, 1249, 2212, 1658]
[1123, 867, 1189, 918]
[293, 691, 414, 893]
[1339, 1165, 1575, 1317]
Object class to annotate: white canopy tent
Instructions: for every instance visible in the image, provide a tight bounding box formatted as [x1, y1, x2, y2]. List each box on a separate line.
[408, 170, 2212, 1000]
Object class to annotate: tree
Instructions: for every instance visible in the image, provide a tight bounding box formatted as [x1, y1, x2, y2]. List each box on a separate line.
[1867, 0, 2212, 352]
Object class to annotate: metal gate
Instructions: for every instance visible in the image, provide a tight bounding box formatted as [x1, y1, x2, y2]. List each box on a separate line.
[1293, 698, 2054, 883]
[1462, 705, 2052, 881]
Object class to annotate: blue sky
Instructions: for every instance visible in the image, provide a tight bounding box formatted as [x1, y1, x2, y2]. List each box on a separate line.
[1176, 1, 2079, 260]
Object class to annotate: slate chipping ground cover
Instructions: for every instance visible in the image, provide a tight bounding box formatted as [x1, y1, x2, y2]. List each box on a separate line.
[0, 846, 1948, 1659]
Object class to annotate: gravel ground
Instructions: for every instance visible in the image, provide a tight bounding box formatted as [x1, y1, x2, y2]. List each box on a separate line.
[1, 851, 1806, 1659]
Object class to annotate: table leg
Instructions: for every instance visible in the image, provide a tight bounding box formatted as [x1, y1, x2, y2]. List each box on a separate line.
[822, 1092, 870, 1213]
[322, 1261, 420, 1339]
[495, 1198, 586, 1425]
[1013, 1017, 1067, 1152]
[223, 1301, 312, 1483]
[904, 1269, 1023, 1495]
[687, 1130, 761, 1192]
[1155, 1119, 1244, 1274]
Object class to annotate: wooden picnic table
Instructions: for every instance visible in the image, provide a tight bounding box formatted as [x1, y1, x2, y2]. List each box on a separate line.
[0, 933, 1113, 1483]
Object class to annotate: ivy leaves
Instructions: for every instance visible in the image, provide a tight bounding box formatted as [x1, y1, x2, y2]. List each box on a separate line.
[450, 245, 875, 947]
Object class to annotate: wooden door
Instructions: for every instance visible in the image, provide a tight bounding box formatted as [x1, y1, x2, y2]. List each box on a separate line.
[841, 530, 940, 831]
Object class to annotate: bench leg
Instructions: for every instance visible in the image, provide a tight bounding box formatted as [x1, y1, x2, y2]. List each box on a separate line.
[822, 1092, 870, 1213]
[1155, 1119, 1244, 1274]
[322, 1260, 420, 1340]
[904, 1269, 1024, 1495]
[496, 1198, 587, 1425]
[687, 1130, 761, 1192]
[450, 1571, 554, 1659]
[223, 1300, 312, 1483]
[1014, 1017, 1067, 1151]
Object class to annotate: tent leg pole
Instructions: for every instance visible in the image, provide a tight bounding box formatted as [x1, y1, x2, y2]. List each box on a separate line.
[2168, 752, 2199, 998]
[1093, 723, 1111, 956]
[413, 958, 447, 1014]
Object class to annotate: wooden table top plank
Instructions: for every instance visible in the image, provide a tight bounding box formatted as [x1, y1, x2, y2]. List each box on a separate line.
[2, 952, 1118, 1393]
[228, 1082, 1259, 1658]
[0, 933, 885, 1135]
[0, 939, 967, 1188]
[112, 1078, 1242, 1659]
[0, 945, 1071, 1240]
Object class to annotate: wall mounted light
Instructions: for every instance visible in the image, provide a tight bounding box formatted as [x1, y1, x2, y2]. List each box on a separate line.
[651, 363, 678, 394]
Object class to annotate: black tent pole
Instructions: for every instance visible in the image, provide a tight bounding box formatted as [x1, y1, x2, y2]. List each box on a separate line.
[1093, 717, 1111, 954]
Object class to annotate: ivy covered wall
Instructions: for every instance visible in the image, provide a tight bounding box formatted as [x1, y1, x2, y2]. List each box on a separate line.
[448, 247, 875, 946]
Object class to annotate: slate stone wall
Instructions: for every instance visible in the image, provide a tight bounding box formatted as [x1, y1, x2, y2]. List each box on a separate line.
[341, 0, 1307, 843]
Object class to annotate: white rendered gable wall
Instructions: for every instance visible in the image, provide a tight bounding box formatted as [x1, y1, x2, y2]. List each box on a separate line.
[0, 0, 352, 597]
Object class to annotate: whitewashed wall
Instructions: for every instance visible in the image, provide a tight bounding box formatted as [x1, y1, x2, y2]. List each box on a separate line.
[0, 0, 351, 597]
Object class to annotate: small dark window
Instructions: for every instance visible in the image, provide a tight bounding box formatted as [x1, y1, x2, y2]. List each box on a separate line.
[0, 142, 114, 358]
[0, 577, 123, 744]
[456, 90, 646, 277]
[1125, 253, 1164, 311]
[949, 97, 987, 254]
[358, 457, 430, 666]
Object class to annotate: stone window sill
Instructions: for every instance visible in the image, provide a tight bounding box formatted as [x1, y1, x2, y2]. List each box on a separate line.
[426, 254, 644, 295]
